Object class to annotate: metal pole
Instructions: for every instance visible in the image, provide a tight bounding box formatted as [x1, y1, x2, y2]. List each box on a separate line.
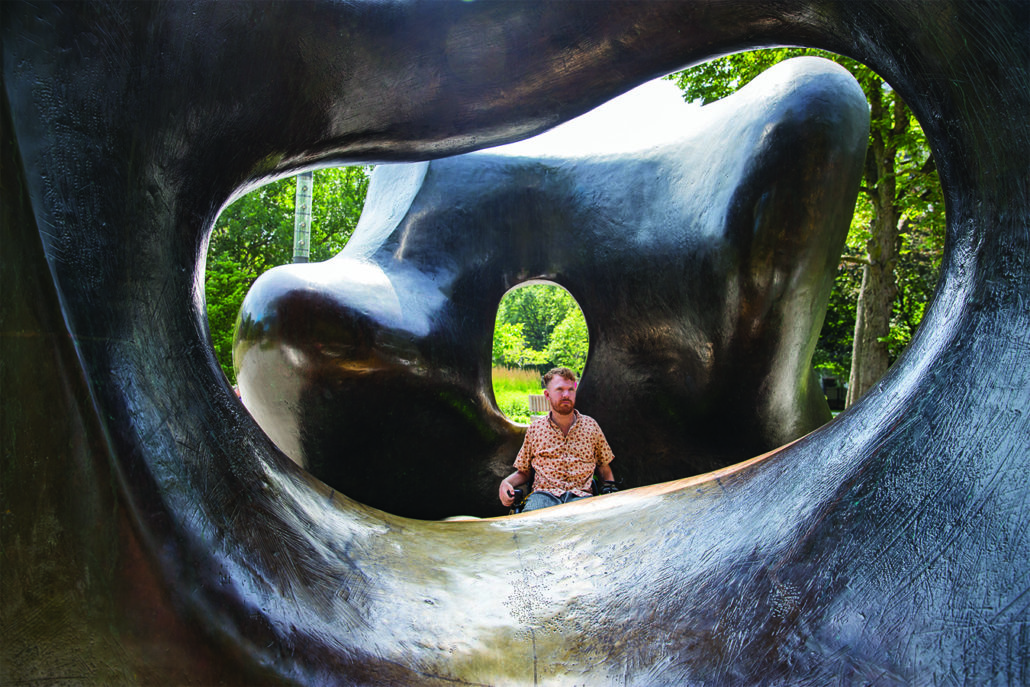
[292, 171, 313, 263]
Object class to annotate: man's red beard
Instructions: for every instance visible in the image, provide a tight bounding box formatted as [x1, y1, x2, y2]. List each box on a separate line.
[551, 399, 575, 415]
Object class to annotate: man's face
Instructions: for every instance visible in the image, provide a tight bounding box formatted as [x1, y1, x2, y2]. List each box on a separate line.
[544, 375, 577, 416]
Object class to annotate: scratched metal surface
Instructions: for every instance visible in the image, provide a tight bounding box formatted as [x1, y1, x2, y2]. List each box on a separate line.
[2, 1, 1028, 684]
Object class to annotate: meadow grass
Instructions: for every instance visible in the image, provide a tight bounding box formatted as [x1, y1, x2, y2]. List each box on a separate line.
[492, 367, 543, 424]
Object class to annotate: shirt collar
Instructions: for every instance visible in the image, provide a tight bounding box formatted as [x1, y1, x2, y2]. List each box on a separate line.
[548, 408, 580, 430]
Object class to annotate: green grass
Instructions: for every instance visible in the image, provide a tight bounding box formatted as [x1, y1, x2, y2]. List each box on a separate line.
[492, 367, 543, 424]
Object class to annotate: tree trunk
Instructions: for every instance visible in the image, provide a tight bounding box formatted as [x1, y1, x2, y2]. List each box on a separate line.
[846, 86, 903, 407]
[847, 212, 899, 406]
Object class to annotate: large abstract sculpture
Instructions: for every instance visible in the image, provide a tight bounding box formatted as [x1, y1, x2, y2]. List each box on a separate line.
[236, 56, 868, 519]
[2, 1, 1028, 684]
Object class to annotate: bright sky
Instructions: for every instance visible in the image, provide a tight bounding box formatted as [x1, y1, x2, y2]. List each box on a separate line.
[492, 76, 701, 157]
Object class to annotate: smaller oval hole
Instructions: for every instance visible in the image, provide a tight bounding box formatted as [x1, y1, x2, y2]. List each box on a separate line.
[491, 282, 589, 424]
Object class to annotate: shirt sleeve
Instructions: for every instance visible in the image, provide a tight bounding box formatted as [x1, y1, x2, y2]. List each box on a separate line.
[513, 422, 536, 472]
[594, 423, 614, 467]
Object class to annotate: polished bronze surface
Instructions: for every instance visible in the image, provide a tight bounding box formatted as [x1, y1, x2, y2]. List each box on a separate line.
[3, 1, 1028, 684]
[236, 56, 868, 519]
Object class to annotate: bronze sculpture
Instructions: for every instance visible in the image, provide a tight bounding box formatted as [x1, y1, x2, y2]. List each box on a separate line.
[3, 1, 1028, 683]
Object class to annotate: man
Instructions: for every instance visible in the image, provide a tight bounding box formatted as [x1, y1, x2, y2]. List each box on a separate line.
[498, 367, 616, 512]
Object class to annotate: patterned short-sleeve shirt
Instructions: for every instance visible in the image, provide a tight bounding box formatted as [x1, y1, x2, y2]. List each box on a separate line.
[514, 410, 615, 498]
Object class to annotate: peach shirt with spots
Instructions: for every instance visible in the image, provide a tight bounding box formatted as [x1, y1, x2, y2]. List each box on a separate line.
[514, 410, 615, 498]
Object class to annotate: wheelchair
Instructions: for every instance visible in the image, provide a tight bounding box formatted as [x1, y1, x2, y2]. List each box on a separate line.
[509, 473, 619, 514]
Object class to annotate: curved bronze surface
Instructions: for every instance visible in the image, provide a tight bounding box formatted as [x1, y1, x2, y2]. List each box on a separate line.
[2, 0, 1028, 684]
[236, 56, 869, 519]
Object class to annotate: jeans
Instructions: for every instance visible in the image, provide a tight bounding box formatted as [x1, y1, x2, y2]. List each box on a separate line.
[522, 490, 590, 512]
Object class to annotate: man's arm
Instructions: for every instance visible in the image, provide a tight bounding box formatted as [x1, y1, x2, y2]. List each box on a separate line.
[596, 463, 618, 494]
[595, 424, 616, 490]
[499, 470, 532, 507]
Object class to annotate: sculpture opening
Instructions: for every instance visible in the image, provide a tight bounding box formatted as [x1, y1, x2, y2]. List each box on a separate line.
[215, 60, 943, 510]
[491, 281, 590, 424]
[205, 166, 371, 388]
[207, 57, 947, 524]
[204, 58, 947, 522]
[233, 57, 873, 519]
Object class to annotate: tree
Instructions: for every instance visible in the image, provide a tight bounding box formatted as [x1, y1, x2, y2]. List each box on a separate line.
[668, 50, 943, 405]
[496, 283, 579, 352]
[493, 283, 589, 374]
[492, 321, 548, 369]
[205, 166, 371, 381]
[544, 310, 589, 376]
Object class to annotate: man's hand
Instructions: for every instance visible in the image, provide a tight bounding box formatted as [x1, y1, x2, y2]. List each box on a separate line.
[499, 470, 531, 507]
[499, 480, 517, 507]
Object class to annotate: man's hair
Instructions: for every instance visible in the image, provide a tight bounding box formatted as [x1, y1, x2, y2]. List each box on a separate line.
[542, 367, 577, 387]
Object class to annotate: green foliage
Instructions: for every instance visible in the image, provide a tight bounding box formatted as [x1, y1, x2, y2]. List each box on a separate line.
[492, 283, 589, 375]
[668, 49, 944, 389]
[205, 253, 252, 381]
[496, 284, 579, 351]
[812, 259, 862, 380]
[205, 166, 371, 381]
[544, 310, 589, 375]
[491, 367, 542, 424]
[492, 322, 548, 370]
[496, 396, 533, 425]
[670, 48, 872, 107]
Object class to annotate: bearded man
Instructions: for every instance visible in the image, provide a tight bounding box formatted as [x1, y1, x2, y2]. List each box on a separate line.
[498, 367, 616, 512]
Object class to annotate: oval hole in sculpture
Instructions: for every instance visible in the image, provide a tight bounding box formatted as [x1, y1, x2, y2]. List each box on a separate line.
[209, 61, 945, 519]
[491, 281, 590, 424]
